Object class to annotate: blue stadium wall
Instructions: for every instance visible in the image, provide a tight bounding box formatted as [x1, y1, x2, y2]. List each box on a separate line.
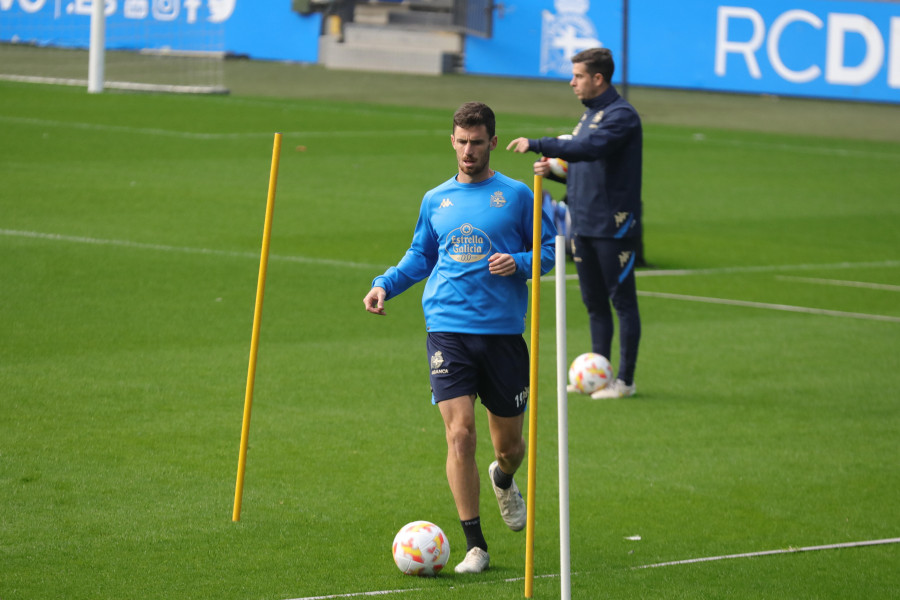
[2, 0, 897, 103]
[467, 0, 900, 103]
[0, 0, 322, 63]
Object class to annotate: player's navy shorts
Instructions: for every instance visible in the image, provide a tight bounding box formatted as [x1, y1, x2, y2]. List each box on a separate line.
[426, 332, 529, 418]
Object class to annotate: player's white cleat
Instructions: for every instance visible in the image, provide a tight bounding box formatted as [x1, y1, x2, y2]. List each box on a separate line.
[489, 461, 526, 532]
[454, 546, 490, 574]
[590, 379, 636, 399]
[566, 383, 585, 394]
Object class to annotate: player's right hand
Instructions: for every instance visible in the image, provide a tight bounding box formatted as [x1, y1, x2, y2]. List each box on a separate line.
[364, 287, 387, 315]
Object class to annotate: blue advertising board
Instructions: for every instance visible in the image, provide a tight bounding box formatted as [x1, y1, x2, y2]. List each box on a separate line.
[466, 0, 623, 80]
[2, 0, 897, 102]
[466, 0, 899, 103]
[629, 0, 899, 103]
[0, 0, 321, 63]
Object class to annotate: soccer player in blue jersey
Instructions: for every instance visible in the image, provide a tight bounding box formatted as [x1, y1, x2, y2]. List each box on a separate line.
[363, 102, 556, 574]
[507, 47, 643, 400]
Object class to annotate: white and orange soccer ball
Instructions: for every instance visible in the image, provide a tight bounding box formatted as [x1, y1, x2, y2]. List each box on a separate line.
[547, 157, 568, 179]
[568, 352, 613, 394]
[392, 521, 450, 577]
[546, 134, 572, 179]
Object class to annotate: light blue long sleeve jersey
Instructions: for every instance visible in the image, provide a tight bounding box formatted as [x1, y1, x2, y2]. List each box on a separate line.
[372, 171, 557, 335]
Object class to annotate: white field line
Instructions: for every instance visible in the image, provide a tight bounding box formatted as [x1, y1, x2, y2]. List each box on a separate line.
[549, 258, 900, 282]
[775, 275, 900, 292]
[635, 260, 900, 277]
[6, 228, 899, 322]
[10, 229, 897, 280]
[283, 573, 560, 600]
[282, 538, 900, 599]
[635, 537, 900, 569]
[0, 229, 383, 271]
[0, 115, 445, 140]
[649, 131, 900, 161]
[4, 114, 900, 160]
[638, 290, 900, 323]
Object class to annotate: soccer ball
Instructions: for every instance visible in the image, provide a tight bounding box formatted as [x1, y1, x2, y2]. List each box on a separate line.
[546, 134, 572, 179]
[547, 157, 568, 179]
[568, 352, 613, 394]
[392, 521, 450, 577]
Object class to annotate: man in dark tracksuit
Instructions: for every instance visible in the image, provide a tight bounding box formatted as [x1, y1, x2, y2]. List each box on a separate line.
[507, 47, 642, 399]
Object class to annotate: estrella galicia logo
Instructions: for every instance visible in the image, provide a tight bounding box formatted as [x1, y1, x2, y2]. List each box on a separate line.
[447, 223, 492, 263]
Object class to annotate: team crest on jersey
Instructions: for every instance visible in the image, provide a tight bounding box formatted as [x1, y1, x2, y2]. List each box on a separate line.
[490, 191, 506, 207]
[447, 223, 492, 263]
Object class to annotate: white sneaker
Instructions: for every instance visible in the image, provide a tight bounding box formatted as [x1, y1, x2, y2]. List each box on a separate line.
[454, 546, 490, 574]
[488, 461, 526, 532]
[590, 379, 636, 399]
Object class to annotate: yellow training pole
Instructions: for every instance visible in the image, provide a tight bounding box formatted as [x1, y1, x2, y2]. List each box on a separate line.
[233, 132, 282, 522]
[525, 174, 542, 597]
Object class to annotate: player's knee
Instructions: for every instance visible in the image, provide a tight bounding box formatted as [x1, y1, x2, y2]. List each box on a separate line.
[495, 438, 525, 468]
[445, 424, 477, 459]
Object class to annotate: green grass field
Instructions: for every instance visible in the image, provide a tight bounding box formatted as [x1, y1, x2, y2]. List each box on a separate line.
[1, 65, 899, 600]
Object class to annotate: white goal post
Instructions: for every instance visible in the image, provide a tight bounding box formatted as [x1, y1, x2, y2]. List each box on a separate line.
[88, 0, 104, 92]
[1, 0, 228, 95]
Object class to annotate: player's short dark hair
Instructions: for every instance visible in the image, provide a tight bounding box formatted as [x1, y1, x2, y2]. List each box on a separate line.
[572, 47, 615, 83]
[452, 102, 496, 139]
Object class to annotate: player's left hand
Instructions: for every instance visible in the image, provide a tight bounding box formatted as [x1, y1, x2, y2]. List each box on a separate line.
[488, 253, 517, 276]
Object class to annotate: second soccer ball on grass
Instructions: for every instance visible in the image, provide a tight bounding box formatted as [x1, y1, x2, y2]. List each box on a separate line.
[568, 352, 613, 394]
[391, 521, 450, 577]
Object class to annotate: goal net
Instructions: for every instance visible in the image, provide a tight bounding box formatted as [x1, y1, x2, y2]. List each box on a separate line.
[0, 0, 229, 94]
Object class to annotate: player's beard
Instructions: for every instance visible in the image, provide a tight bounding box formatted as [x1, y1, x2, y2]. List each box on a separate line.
[459, 152, 490, 180]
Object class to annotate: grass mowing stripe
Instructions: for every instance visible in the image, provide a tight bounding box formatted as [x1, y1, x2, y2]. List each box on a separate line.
[638, 290, 900, 323]
[4, 77, 899, 600]
[0, 115, 447, 140]
[0, 229, 385, 270]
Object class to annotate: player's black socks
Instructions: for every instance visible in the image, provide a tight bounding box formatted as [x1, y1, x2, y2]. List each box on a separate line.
[492, 464, 514, 490]
[461, 517, 487, 552]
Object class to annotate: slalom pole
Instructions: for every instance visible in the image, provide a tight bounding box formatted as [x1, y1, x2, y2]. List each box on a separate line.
[555, 234, 571, 600]
[233, 132, 282, 522]
[524, 175, 543, 598]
